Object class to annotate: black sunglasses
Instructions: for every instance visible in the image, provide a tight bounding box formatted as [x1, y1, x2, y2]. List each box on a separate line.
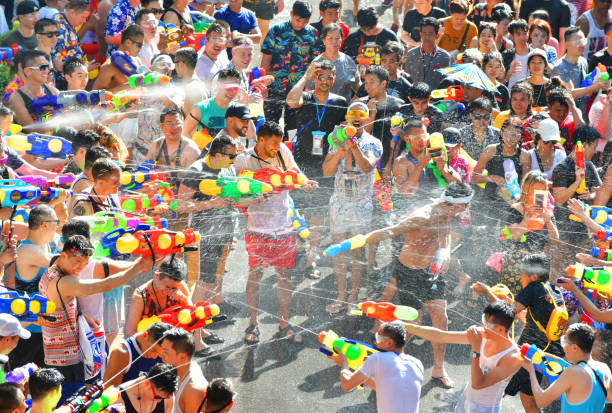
[471, 113, 490, 120]
[151, 8, 164, 14]
[222, 152, 238, 159]
[133, 41, 144, 48]
[37, 31, 60, 37]
[26, 64, 51, 71]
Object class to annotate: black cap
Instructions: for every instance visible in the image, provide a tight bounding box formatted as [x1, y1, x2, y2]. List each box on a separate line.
[17, 0, 39, 15]
[442, 127, 461, 147]
[293, 0, 312, 18]
[225, 103, 255, 120]
[319, 0, 341, 11]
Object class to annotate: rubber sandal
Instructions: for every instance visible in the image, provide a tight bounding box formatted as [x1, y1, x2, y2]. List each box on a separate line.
[244, 324, 260, 345]
[203, 333, 225, 345]
[325, 302, 345, 315]
[194, 346, 221, 360]
[431, 375, 455, 389]
[277, 325, 302, 344]
[306, 266, 321, 280]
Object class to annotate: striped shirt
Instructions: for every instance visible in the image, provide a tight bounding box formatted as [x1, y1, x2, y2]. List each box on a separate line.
[39, 265, 81, 366]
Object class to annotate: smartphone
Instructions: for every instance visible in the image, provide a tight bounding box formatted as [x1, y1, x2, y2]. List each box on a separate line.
[534, 190, 548, 208]
[427, 147, 443, 157]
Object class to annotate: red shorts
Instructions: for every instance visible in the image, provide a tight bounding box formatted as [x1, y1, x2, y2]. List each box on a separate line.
[245, 231, 296, 269]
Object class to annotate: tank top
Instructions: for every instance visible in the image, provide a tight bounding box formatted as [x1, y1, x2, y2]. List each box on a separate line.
[484, 143, 522, 199]
[154, 138, 186, 189]
[39, 265, 81, 366]
[122, 336, 162, 383]
[119, 383, 165, 413]
[463, 339, 519, 408]
[173, 363, 194, 413]
[161, 7, 191, 26]
[70, 172, 89, 192]
[528, 148, 566, 180]
[560, 362, 607, 413]
[584, 10, 612, 60]
[137, 282, 183, 318]
[76, 261, 103, 323]
[16, 84, 53, 122]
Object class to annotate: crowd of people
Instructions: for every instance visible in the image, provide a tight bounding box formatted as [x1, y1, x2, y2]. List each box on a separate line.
[0, 0, 609, 411]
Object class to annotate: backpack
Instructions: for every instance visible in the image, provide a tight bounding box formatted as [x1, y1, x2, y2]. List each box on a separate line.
[528, 282, 568, 343]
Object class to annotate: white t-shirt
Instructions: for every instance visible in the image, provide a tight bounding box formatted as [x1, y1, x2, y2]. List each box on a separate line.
[232, 144, 299, 236]
[77, 261, 104, 324]
[508, 52, 529, 89]
[359, 352, 424, 413]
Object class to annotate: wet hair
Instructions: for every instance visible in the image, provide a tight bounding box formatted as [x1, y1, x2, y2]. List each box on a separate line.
[357, 6, 378, 28]
[292, 0, 312, 18]
[508, 19, 528, 36]
[84, 146, 112, 170]
[62, 235, 94, 256]
[0, 104, 14, 118]
[502, 116, 524, 141]
[63, 57, 87, 77]
[479, 22, 496, 38]
[491, 3, 513, 22]
[529, 19, 551, 43]
[158, 256, 186, 281]
[521, 253, 550, 282]
[206, 378, 235, 410]
[62, 219, 91, 240]
[232, 36, 253, 48]
[510, 82, 533, 116]
[35, 18, 57, 34]
[381, 41, 404, 61]
[28, 204, 56, 230]
[91, 157, 121, 181]
[547, 76, 566, 92]
[449, 0, 469, 14]
[29, 368, 65, 401]
[530, 9, 549, 21]
[209, 136, 236, 157]
[520, 170, 548, 205]
[257, 121, 283, 139]
[121, 24, 145, 44]
[404, 118, 427, 134]
[162, 328, 195, 358]
[547, 88, 569, 108]
[573, 125, 602, 146]
[563, 25, 581, 42]
[483, 302, 514, 331]
[379, 321, 407, 348]
[146, 322, 174, 342]
[483, 50, 503, 68]
[159, 106, 184, 124]
[72, 129, 100, 152]
[469, 97, 492, 113]
[442, 181, 473, 202]
[217, 67, 241, 83]
[409, 82, 431, 100]
[0, 383, 23, 413]
[365, 65, 389, 85]
[317, 59, 336, 73]
[319, 0, 341, 11]
[421, 16, 440, 34]
[565, 323, 595, 353]
[321, 22, 343, 40]
[207, 20, 227, 37]
[147, 363, 179, 394]
[65, 0, 90, 12]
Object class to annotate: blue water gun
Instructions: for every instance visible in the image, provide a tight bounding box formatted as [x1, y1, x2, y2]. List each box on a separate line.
[0, 180, 41, 207]
[32, 90, 112, 114]
[581, 63, 609, 88]
[288, 198, 309, 239]
[502, 159, 520, 200]
[0, 291, 56, 322]
[324, 234, 367, 257]
[110, 50, 138, 76]
[7, 133, 72, 159]
[521, 343, 570, 384]
[92, 225, 152, 260]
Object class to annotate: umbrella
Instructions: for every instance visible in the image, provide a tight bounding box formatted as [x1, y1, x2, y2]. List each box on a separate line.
[435, 63, 497, 92]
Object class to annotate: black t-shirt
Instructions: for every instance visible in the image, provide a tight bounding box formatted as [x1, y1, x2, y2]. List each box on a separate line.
[515, 281, 564, 356]
[552, 156, 602, 242]
[293, 91, 348, 179]
[588, 49, 612, 73]
[494, 83, 510, 111]
[341, 28, 399, 60]
[519, 0, 571, 40]
[358, 95, 404, 168]
[0, 30, 38, 50]
[400, 103, 444, 134]
[504, 207, 556, 253]
[402, 7, 447, 43]
[355, 73, 412, 103]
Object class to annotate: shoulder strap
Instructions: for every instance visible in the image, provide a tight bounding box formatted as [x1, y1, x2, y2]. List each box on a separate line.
[584, 363, 608, 398]
[103, 261, 110, 278]
[55, 274, 86, 360]
[458, 24, 471, 52]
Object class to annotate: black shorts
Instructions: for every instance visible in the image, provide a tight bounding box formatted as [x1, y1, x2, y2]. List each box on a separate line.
[9, 332, 45, 369]
[199, 233, 234, 284]
[392, 259, 445, 310]
[243, 0, 275, 20]
[505, 365, 543, 397]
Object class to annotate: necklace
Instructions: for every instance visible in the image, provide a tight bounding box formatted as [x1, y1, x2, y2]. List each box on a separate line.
[150, 281, 164, 312]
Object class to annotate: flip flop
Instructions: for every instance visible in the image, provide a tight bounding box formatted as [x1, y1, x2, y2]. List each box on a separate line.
[277, 325, 303, 344]
[325, 302, 345, 315]
[194, 346, 221, 361]
[203, 333, 225, 345]
[244, 324, 260, 345]
[431, 375, 455, 389]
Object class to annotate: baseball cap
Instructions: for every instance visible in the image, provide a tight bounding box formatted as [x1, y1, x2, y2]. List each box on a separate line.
[347, 101, 369, 115]
[536, 118, 561, 142]
[226, 103, 255, 120]
[17, 1, 39, 15]
[442, 127, 461, 147]
[527, 49, 548, 65]
[292, 0, 312, 18]
[0, 314, 31, 339]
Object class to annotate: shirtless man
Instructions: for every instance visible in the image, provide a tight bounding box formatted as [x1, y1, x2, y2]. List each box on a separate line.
[92, 24, 144, 93]
[339, 181, 473, 388]
[68, 158, 121, 218]
[160, 328, 208, 413]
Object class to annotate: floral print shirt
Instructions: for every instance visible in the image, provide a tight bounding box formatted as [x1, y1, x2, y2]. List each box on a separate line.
[104, 0, 136, 55]
[53, 13, 84, 62]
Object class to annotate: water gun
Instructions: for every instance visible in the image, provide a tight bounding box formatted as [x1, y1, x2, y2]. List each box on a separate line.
[92, 224, 152, 260]
[0, 179, 41, 207]
[248, 67, 265, 93]
[328, 124, 357, 147]
[591, 247, 612, 261]
[566, 263, 612, 295]
[427, 132, 448, 188]
[76, 211, 141, 234]
[594, 229, 611, 242]
[11, 208, 30, 223]
[431, 85, 463, 101]
[238, 167, 306, 192]
[520, 343, 570, 384]
[87, 56, 106, 80]
[318, 329, 379, 371]
[113, 227, 200, 260]
[60, 383, 103, 413]
[575, 141, 587, 195]
[0, 44, 21, 63]
[0, 291, 56, 321]
[430, 247, 450, 276]
[569, 202, 612, 227]
[6, 124, 22, 136]
[18, 174, 75, 188]
[580, 63, 609, 88]
[501, 159, 520, 200]
[128, 72, 171, 88]
[199, 176, 273, 201]
[323, 234, 367, 257]
[110, 50, 138, 76]
[191, 127, 214, 151]
[249, 100, 266, 135]
[162, 24, 186, 47]
[110, 90, 140, 112]
[137, 302, 222, 333]
[138, 215, 169, 229]
[119, 192, 163, 214]
[373, 169, 393, 212]
[578, 287, 606, 330]
[32, 90, 112, 114]
[436, 100, 466, 115]
[86, 386, 119, 413]
[288, 197, 309, 239]
[3, 363, 37, 384]
[120, 161, 167, 190]
[7, 133, 72, 159]
[193, 17, 210, 33]
[349, 301, 418, 322]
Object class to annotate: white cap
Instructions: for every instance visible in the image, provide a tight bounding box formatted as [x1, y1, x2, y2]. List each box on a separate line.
[537, 118, 561, 142]
[0, 314, 31, 339]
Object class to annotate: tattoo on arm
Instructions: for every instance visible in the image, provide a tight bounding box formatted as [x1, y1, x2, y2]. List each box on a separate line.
[73, 205, 87, 216]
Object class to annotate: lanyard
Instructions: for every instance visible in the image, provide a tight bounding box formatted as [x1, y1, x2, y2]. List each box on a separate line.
[315, 98, 331, 129]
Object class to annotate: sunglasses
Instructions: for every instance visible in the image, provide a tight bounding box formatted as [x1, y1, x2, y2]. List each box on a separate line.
[150, 8, 164, 14]
[26, 64, 51, 71]
[132, 41, 144, 49]
[222, 152, 238, 159]
[471, 113, 490, 120]
[316, 74, 334, 81]
[346, 110, 369, 119]
[38, 31, 60, 37]
[44, 219, 61, 225]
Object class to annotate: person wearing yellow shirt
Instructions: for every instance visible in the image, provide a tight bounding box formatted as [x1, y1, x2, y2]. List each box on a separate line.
[437, 0, 478, 63]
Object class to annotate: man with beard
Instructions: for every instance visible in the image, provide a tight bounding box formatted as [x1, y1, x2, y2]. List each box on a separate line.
[214, 103, 255, 151]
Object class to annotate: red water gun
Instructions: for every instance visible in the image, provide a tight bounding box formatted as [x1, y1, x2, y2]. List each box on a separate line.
[114, 228, 200, 260]
[349, 301, 418, 322]
[137, 302, 224, 332]
[373, 171, 393, 212]
[238, 167, 306, 192]
[431, 85, 464, 102]
[575, 141, 587, 194]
